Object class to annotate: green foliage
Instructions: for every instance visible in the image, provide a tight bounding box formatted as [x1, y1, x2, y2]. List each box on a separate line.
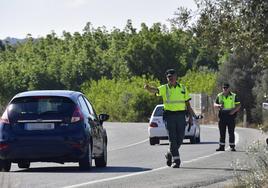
[171, 0, 268, 123]
[0, 22, 214, 115]
[124, 23, 200, 83]
[180, 70, 217, 95]
[81, 77, 161, 122]
[0, 40, 5, 51]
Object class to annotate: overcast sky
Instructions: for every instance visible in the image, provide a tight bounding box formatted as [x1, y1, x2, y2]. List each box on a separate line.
[0, 0, 196, 39]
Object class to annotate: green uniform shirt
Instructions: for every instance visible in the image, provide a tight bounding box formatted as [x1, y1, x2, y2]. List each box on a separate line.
[157, 83, 191, 111]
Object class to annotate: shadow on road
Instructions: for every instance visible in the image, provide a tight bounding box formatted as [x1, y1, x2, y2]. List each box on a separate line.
[159, 143, 169, 146]
[181, 166, 248, 172]
[13, 166, 152, 173]
[195, 141, 218, 145]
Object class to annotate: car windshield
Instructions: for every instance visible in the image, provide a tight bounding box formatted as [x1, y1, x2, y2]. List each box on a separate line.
[7, 96, 75, 122]
[153, 106, 164, 116]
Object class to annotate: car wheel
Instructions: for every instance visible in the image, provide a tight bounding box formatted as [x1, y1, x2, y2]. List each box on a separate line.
[95, 140, 107, 167]
[149, 137, 160, 145]
[190, 136, 197, 144]
[18, 162, 30, 169]
[0, 159, 11, 172]
[196, 135, 201, 143]
[79, 144, 92, 170]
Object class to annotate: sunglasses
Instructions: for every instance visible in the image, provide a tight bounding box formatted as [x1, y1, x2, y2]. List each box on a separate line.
[223, 87, 229, 89]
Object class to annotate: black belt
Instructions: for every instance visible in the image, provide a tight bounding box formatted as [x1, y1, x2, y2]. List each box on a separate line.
[164, 110, 186, 115]
[219, 110, 232, 115]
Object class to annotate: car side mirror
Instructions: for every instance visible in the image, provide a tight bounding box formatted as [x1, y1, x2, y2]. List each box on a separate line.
[99, 114, 109, 122]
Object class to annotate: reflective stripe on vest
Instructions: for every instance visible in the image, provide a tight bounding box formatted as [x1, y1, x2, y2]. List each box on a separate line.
[218, 92, 236, 110]
[164, 84, 186, 104]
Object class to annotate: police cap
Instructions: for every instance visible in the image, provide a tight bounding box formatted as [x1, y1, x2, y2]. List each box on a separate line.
[222, 83, 230, 88]
[165, 69, 176, 77]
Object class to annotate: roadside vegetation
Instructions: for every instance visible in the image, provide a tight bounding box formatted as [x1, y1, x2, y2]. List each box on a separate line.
[232, 141, 268, 187]
[82, 77, 162, 122]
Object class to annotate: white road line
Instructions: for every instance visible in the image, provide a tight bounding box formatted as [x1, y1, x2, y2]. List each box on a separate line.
[108, 139, 148, 152]
[62, 130, 239, 188]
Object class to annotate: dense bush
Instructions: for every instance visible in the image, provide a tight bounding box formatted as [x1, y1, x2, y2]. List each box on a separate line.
[180, 69, 217, 95]
[81, 77, 161, 122]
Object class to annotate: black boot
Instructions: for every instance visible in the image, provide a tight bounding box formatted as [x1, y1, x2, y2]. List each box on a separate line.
[165, 152, 172, 167]
[216, 145, 225, 151]
[230, 146, 236, 151]
[172, 159, 181, 168]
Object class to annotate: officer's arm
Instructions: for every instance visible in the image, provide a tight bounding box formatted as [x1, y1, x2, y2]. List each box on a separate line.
[214, 103, 223, 109]
[230, 95, 241, 115]
[144, 84, 159, 94]
[186, 101, 195, 117]
[230, 103, 241, 115]
[186, 101, 194, 123]
[214, 97, 222, 109]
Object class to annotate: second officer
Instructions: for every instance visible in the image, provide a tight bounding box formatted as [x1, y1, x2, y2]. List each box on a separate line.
[214, 83, 241, 151]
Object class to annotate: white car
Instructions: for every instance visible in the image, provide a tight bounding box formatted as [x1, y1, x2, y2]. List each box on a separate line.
[148, 104, 203, 145]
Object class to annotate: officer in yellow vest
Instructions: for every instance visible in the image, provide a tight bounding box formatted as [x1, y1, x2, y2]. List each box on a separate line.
[144, 69, 195, 168]
[214, 83, 241, 151]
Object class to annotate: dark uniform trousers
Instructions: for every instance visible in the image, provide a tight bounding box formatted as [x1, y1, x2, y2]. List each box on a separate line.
[218, 111, 236, 147]
[164, 111, 186, 159]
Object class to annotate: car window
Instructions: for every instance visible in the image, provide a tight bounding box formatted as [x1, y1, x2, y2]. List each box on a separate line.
[78, 96, 91, 117]
[8, 96, 75, 122]
[153, 106, 164, 116]
[83, 96, 98, 120]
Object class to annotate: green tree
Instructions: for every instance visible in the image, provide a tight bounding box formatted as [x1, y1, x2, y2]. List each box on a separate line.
[0, 40, 5, 51]
[180, 69, 217, 95]
[125, 23, 196, 83]
[171, 0, 268, 123]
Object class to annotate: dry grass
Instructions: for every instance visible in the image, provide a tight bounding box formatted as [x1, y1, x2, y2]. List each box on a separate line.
[232, 141, 268, 188]
[260, 121, 268, 133]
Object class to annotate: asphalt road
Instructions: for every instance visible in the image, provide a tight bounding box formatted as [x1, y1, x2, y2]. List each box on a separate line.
[0, 122, 266, 188]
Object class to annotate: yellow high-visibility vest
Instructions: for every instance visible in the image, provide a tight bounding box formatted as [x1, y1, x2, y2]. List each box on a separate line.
[157, 83, 191, 111]
[218, 92, 240, 110]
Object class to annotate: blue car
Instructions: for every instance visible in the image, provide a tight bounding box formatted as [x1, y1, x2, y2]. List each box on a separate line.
[0, 90, 109, 172]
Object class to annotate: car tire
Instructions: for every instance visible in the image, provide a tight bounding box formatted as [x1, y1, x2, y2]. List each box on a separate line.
[18, 162, 30, 169]
[196, 135, 201, 143]
[0, 159, 11, 172]
[149, 137, 160, 145]
[79, 144, 92, 170]
[190, 136, 197, 144]
[95, 140, 107, 167]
